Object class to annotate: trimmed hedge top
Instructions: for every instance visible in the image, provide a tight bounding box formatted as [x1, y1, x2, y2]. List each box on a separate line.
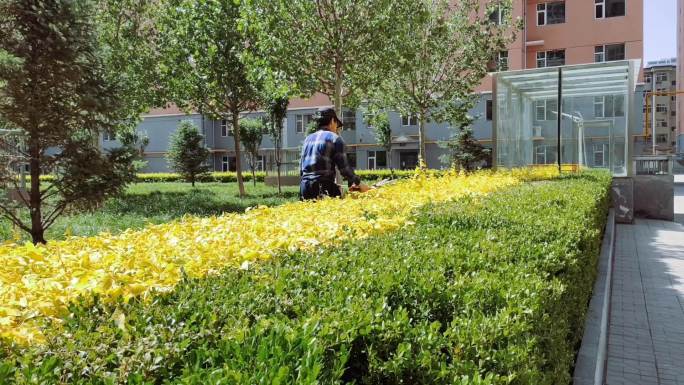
[0, 172, 611, 384]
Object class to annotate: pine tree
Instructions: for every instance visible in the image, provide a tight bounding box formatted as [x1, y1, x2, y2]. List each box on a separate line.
[167, 121, 210, 187]
[443, 126, 491, 172]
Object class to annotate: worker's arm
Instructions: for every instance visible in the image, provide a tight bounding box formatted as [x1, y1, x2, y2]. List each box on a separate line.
[332, 137, 361, 187]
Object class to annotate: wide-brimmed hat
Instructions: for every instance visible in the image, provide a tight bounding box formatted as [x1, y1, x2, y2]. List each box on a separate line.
[315, 107, 343, 128]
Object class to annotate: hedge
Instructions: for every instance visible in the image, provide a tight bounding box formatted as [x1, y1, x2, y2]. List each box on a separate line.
[0, 172, 611, 384]
[33, 169, 417, 184]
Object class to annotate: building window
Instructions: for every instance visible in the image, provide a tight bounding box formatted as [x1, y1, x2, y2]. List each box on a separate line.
[347, 151, 357, 168]
[295, 114, 314, 134]
[497, 51, 509, 71]
[368, 150, 387, 170]
[103, 130, 116, 141]
[656, 73, 668, 83]
[595, 0, 625, 19]
[671, 96, 677, 101]
[672, 80, 677, 86]
[488, 6, 507, 25]
[402, 114, 417, 126]
[343, 110, 356, 130]
[537, 49, 565, 68]
[594, 95, 625, 118]
[656, 104, 667, 113]
[535, 145, 547, 164]
[537, 2, 565, 25]
[658, 119, 668, 128]
[220, 119, 229, 137]
[643, 105, 652, 113]
[221, 156, 229, 172]
[295, 115, 304, 133]
[535, 99, 557, 121]
[656, 133, 668, 144]
[256, 155, 265, 171]
[593, 143, 608, 167]
[645, 73, 652, 83]
[486, 100, 493, 121]
[594, 43, 625, 63]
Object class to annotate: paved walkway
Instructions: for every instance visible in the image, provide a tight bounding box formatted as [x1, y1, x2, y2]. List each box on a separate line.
[605, 177, 684, 385]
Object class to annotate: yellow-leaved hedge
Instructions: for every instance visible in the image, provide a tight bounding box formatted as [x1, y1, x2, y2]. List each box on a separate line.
[0, 167, 558, 344]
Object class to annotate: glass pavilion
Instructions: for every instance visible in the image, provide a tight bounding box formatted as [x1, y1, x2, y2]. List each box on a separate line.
[493, 60, 641, 176]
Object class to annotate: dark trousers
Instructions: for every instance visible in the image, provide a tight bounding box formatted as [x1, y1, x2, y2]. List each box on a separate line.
[299, 179, 341, 200]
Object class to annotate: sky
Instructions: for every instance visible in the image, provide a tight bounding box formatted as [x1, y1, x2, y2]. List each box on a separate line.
[644, 0, 678, 63]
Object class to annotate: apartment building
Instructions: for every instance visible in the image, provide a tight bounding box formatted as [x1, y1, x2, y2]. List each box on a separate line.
[642, 59, 678, 154]
[107, 0, 645, 173]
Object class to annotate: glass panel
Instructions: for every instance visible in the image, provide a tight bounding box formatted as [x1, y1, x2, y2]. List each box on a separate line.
[547, 2, 565, 24]
[547, 50, 565, 67]
[605, 43, 625, 61]
[495, 60, 634, 177]
[594, 46, 605, 62]
[377, 151, 387, 168]
[537, 4, 545, 25]
[606, 0, 625, 17]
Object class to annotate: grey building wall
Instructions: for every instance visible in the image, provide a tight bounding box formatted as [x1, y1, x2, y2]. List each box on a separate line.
[113, 86, 644, 173]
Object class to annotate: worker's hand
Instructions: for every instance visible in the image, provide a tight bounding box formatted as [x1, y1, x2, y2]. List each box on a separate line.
[350, 183, 370, 193]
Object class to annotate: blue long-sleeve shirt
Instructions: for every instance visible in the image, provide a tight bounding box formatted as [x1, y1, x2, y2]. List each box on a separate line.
[300, 130, 360, 186]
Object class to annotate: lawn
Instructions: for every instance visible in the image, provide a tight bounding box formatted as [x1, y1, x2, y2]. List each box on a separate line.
[0, 182, 299, 242]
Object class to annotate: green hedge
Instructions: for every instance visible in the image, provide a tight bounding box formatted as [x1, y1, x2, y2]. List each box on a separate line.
[0, 172, 611, 384]
[33, 169, 416, 184]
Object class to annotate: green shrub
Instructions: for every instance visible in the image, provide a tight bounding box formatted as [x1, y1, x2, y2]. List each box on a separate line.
[1, 172, 611, 385]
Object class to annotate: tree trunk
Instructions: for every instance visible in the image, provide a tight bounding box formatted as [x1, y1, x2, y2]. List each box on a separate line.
[387, 146, 394, 178]
[231, 110, 245, 198]
[28, 140, 45, 244]
[418, 110, 427, 169]
[252, 167, 256, 187]
[334, 69, 343, 119]
[276, 161, 282, 194]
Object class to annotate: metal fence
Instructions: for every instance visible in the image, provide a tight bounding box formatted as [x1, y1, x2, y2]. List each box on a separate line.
[633, 156, 672, 175]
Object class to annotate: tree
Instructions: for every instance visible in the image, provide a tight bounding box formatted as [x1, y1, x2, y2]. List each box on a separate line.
[265, 96, 288, 194]
[241, 0, 416, 120]
[372, 0, 518, 167]
[366, 111, 393, 175]
[239, 118, 264, 187]
[167, 121, 210, 186]
[95, 0, 167, 121]
[441, 125, 491, 172]
[0, 0, 141, 243]
[159, 0, 259, 197]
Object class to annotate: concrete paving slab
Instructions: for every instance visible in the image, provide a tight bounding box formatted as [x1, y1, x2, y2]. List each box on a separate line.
[605, 217, 684, 385]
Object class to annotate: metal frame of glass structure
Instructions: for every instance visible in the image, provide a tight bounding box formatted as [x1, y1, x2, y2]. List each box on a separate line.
[493, 60, 641, 176]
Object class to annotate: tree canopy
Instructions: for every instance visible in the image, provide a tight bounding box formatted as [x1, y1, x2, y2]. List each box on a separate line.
[0, 0, 142, 243]
[241, 0, 417, 119]
[370, 0, 519, 166]
[159, 0, 259, 197]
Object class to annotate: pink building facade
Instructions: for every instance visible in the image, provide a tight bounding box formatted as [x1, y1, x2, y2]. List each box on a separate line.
[479, 0, 643, 92]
